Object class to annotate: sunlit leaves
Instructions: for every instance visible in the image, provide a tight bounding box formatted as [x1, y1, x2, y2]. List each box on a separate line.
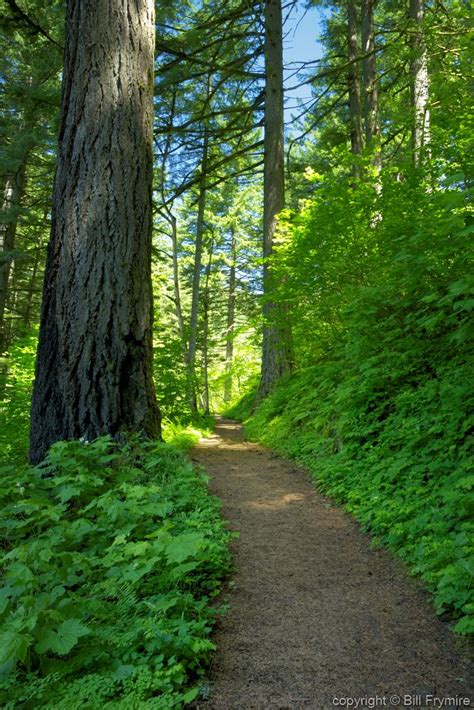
[0, 435, 231, 706]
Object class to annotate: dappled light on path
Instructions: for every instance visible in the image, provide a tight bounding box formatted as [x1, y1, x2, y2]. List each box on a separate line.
[191, 418, 473, 709]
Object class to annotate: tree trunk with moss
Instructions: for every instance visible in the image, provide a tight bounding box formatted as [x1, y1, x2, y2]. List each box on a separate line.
[186, 129, 209, 415]
[30, 0, 160, 463]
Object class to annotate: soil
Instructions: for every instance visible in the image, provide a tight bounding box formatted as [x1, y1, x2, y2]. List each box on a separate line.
[190, 418, 473, 710]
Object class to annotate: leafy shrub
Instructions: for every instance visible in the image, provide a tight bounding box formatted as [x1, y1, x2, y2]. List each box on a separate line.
[0, 436, 232, 708]
[242, 346, 473, 637]
[235, 161, 474, 638]
[162, 417, 215, 451]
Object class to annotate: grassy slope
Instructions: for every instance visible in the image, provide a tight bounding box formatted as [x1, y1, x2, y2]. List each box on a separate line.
[226, 335, 474, 638]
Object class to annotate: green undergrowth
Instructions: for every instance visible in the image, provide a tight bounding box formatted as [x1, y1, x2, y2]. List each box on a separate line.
[0, 434, 232, 708]
[227, 290, 474, 638]
[0, 330, 38, 466]
[0, 329, 215, 466]
[227, 159, 474, 639]
[162, 416, 215, 452]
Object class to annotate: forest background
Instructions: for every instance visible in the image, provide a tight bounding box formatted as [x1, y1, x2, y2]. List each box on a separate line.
[0, 0, 473, 705]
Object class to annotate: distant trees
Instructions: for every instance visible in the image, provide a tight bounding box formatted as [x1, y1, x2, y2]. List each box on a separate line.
[0, 2, 63, 358]
[29, 0, 160, 463]
[153, 0, 264, 414]
[0, 0, 467, 450]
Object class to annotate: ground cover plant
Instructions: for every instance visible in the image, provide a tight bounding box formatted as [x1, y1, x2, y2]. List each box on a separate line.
[226, 159, 474, 639]
[1, 0, 472, 701]
[0, 435, 232, 708]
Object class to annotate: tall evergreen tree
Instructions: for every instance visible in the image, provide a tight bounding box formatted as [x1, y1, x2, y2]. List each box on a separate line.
[259, 0, 292, 398]
[409, 0, 430, 164]
[30, 0, 160, 463]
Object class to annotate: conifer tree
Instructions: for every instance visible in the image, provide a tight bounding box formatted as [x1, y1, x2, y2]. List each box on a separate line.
[30, 0, 160, 463]
[259, 0, 292, 398]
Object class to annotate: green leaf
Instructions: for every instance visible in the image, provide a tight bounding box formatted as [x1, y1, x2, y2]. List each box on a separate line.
[0, 630, 33, 664]
[453, 615, 474, 635]
[55, 484, 81, 503]
[165, 533, 204, 564]
[183, 687, 200, 703]
[35, 619, 90, 656]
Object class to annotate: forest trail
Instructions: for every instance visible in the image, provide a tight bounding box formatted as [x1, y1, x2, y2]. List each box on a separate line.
[191, 419, 473, 710]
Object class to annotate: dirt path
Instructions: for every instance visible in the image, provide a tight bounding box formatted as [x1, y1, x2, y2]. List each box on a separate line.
[191, 418, 473, 710]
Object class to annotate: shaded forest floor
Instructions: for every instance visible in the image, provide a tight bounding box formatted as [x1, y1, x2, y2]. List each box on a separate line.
[191, 419, 473, 709]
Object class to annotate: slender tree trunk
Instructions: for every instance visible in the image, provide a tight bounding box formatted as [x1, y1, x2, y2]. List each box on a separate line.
[409, 0, 430, 164]
[347, 0, 363, 169]
[361, 0, 381, 171]
[169, 210, 186, 360]
[23, 241, 42, 328]
[187, 129, 209, 414]
[201, 241, 214, 417]
[30, 0, 160, 464]
[259, 0, 291, 398]
[0, 163, 27, 355]
[157, 88, 187, 363]
[224, 227, 236, 404]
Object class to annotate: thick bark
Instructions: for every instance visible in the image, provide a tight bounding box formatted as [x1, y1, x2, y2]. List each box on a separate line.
[347, 0, 363, 165]
[0, 163, 27, 355]
[224, 227, 236, 404]
[361, 0, 381, 171]
[186, 129, 209, 414]
[259, 0, 291, 398]
[409, 0, 430, 164]
[30, 0, 160, 463]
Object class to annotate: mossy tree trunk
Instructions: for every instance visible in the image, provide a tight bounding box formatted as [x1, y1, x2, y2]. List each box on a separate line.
[186, 129, 209, 415]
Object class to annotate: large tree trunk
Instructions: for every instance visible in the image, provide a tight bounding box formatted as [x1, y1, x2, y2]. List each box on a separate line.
[186, 129, 209, 415]
[0, 163, 27, 355]
[347, 0, 363, 167]
[224, 227, 236, 404]
[409, 0, 430, 164]
[30, 0, 160, 464]
[361, 0, 381, 172]
[259, 0, 291, 398]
